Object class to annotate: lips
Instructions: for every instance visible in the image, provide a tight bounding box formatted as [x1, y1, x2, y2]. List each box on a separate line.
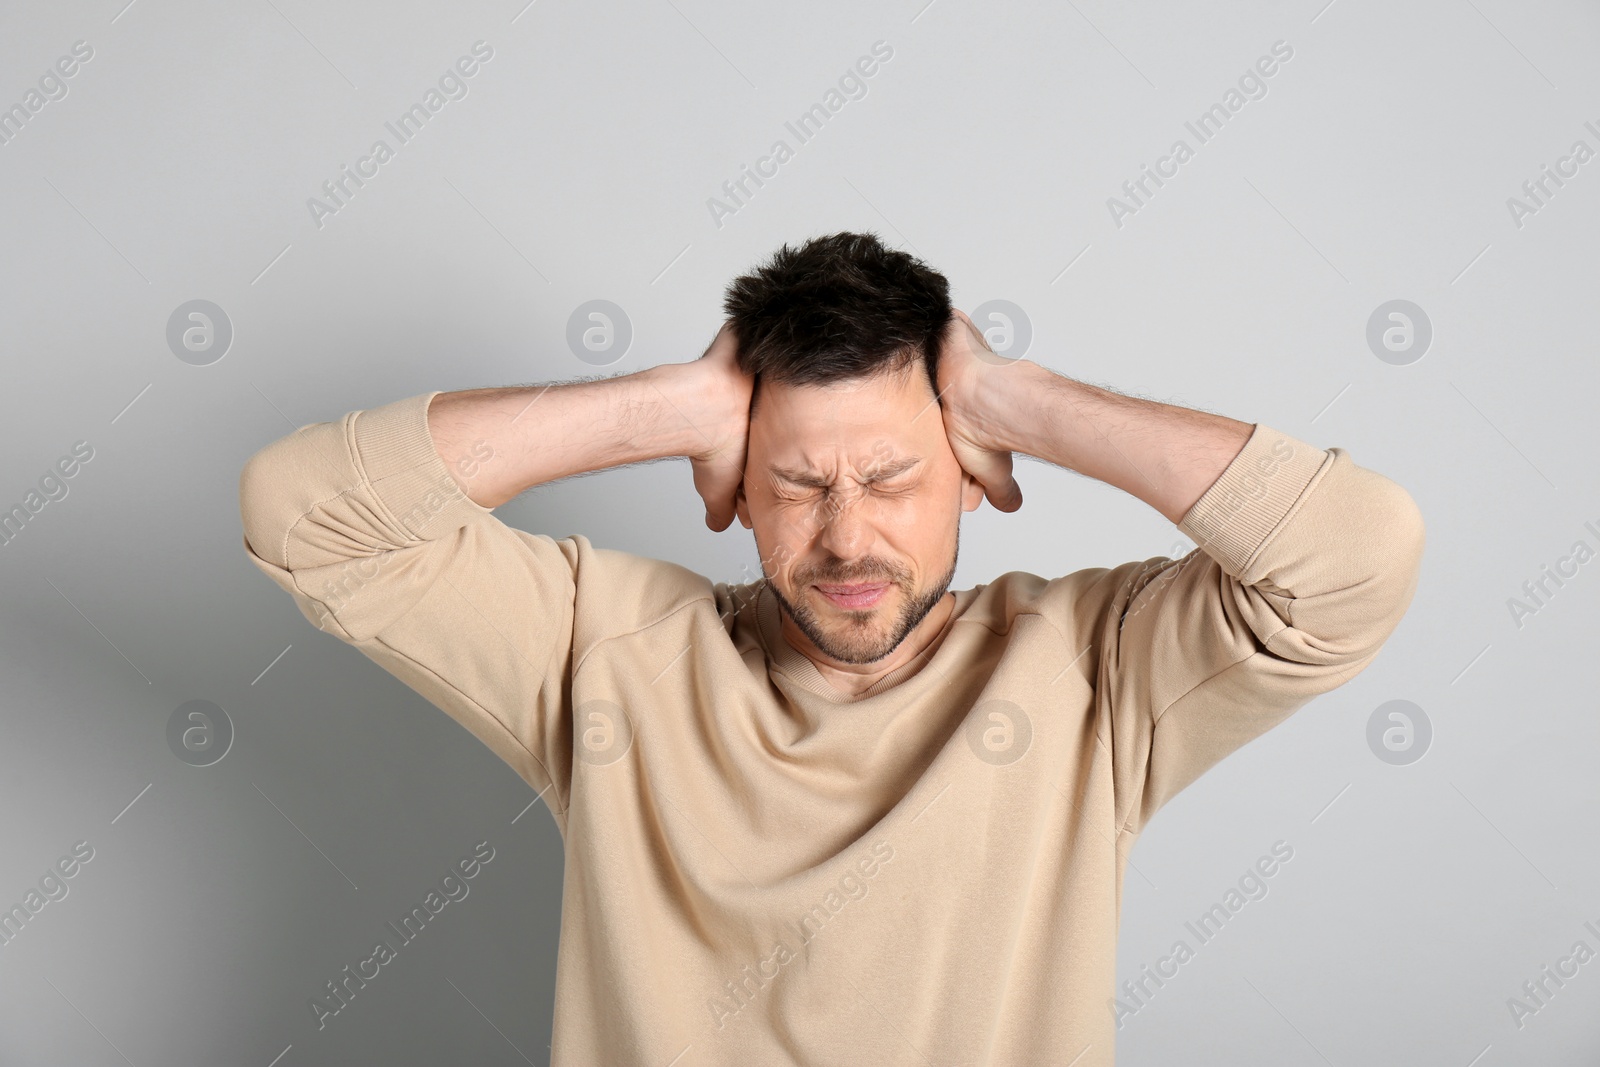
[814, 582, 890, 610]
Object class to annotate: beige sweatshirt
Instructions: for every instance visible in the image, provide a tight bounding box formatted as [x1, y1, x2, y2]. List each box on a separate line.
[238, 390, 1425, 1066]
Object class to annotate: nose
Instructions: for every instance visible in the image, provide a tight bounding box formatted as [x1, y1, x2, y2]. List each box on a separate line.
[814, 487, 871, 562]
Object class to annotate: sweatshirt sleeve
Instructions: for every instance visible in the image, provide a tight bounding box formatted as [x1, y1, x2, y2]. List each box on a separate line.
[1085, 422, 1426, 837]
[237, 391, 578, 818]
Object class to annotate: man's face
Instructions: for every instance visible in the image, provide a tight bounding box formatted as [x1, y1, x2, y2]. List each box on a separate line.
[734, 363, 985, 665]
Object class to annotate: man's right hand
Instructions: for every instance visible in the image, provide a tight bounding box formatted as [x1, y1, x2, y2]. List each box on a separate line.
[672, 321, 753, 532]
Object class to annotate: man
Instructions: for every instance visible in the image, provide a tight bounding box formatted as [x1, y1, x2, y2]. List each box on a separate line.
[239, 231, 1425, 1065]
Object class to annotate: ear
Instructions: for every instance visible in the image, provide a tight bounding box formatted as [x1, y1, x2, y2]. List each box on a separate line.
[959, 469, 985, 513]
[734, 481, 753, 530]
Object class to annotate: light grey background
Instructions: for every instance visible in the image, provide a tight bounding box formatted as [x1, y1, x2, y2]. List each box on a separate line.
[2, 0, 1596, 1064]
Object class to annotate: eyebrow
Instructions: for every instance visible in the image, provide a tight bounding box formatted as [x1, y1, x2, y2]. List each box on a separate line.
[769, 454, 923, 489]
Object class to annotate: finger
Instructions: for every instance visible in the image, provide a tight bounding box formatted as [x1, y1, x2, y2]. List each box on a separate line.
[948, 310, 980, 353]
[989, 478, 1022, 512]
[692, 448, 745, 532]
[699, 477, 730, 531]
[701, 320, 739, 363]
[694, 469, 738, 530]
[971, 449, 1022, 512]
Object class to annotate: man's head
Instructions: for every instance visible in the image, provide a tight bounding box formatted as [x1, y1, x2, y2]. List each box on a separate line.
[723, 231, 985, 666]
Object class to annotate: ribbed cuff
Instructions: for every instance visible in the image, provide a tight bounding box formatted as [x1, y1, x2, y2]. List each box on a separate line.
[1175, 423, 1330, 581]
[350, 390, 497, 540]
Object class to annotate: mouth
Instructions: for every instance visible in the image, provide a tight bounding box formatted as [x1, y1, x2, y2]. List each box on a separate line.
[813, 582, 890, 610]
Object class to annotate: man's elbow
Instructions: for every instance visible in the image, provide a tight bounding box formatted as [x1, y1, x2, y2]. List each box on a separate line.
[1329, 476, 1426, 662]
[1266, 472, 1426, 668]
[1374, 475, 1426, 598]
[238, 437, 300, 569]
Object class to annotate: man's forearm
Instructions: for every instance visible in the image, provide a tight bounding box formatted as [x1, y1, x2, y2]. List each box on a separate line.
[973, 360, 1254, 527]
[428, 365, 710, 510]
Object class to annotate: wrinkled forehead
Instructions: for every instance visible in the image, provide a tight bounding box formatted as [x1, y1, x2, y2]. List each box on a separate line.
[747, 368, 944, 479]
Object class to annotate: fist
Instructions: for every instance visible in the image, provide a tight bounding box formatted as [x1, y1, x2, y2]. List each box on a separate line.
[936, 309, 1023, 513]
[683, 321, 755, 532]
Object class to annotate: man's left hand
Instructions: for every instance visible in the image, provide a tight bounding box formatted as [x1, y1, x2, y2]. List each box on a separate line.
[936, 308, 1025, 513]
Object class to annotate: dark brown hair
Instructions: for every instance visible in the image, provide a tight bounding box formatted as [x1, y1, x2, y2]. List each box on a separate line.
[721, 231, 952, 415]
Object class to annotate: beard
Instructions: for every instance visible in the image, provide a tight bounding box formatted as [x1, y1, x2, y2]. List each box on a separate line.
[766, 526, 960, 666]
